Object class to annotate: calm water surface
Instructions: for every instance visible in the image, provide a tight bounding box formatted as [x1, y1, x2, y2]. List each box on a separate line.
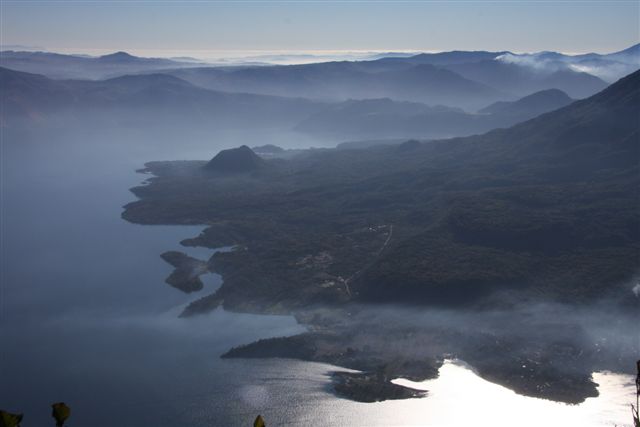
[0, 127, 635, 426]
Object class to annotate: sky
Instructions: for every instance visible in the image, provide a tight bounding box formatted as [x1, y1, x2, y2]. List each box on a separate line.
[1, 0, 639, 58]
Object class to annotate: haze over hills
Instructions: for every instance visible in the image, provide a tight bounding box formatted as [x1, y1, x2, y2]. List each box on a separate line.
[4, 45, 636, 112]
[162, 45, 633, 105]
[295, 89, 576, 140]
[478, 88, 573, 115]
[0, 66, 326, 128]
[495, 43, 640, 82]
[167, 61, 505, 110]
[0, 50, 204, 79]
[1, 64, 580, 141]
[380, 45, 640, 83]
[378, 50, 509, 66]
[442, 60, 607, 99]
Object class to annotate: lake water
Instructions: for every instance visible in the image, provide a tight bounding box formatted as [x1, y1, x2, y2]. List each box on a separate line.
[0, 126, 635, 426]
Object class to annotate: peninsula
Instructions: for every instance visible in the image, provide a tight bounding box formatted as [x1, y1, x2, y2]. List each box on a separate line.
[123, 71, 640, 403]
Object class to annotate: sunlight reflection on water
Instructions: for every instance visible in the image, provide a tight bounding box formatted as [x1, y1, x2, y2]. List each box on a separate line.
[386, 360, 635, 427]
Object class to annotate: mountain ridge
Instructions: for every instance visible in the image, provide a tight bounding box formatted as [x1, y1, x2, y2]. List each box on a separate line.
[0, 66, 327, 127]
[478, 88, 573, 115]
[295, 88, 579, 140]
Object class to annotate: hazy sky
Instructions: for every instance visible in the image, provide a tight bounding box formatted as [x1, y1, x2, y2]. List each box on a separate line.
[1, 1, 639, 56]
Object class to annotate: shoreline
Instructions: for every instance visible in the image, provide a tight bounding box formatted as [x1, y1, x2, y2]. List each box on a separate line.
[124, 159, 638, 405]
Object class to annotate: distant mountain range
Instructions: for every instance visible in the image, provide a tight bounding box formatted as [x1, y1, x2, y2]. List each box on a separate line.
[478, 88, 573, 115]
[2, 45, 637, 139]
[162, 45, 637, 106]
[376, 50, 510, 66]
[442, 60, 606, 99]
[494, 43, 640, 83]
[0, 50, 203, 79]
[378, 45, 639, 84]
[167, 61, 506, 110]
[165, 56, 605, 109]
[4, 45, 637, 111]
[0, 67, 326, 128]
[0, 65, 577, 138]
[295, 89, 575, 140]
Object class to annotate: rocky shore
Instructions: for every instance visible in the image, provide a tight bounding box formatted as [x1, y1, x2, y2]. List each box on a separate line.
[160, 251, 210, 293]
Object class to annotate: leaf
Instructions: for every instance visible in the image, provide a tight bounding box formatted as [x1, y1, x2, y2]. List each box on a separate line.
[0, 410, 23, 427]
[51, 402, 70, 427]
[253, 414, 266, 427]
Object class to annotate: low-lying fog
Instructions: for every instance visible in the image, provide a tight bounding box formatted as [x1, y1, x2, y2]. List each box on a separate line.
[0, 126, 315, 425]
[1, 124, 637, 426]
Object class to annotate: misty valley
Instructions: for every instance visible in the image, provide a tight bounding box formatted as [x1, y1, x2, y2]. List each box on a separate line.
[1, 42, 639, 427]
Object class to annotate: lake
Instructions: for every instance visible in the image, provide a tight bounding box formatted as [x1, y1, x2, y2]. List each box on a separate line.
[0, 125, 635, 426]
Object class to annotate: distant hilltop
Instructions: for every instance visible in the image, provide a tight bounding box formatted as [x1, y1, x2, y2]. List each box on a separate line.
[204, 145, 265, 173]
[97, 51, 138, 62]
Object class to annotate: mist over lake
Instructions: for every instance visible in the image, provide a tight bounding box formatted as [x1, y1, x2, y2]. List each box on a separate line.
[0, 127, 311, 426]
[0, 124, 635, 426]
[1, 2, 639, 425]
